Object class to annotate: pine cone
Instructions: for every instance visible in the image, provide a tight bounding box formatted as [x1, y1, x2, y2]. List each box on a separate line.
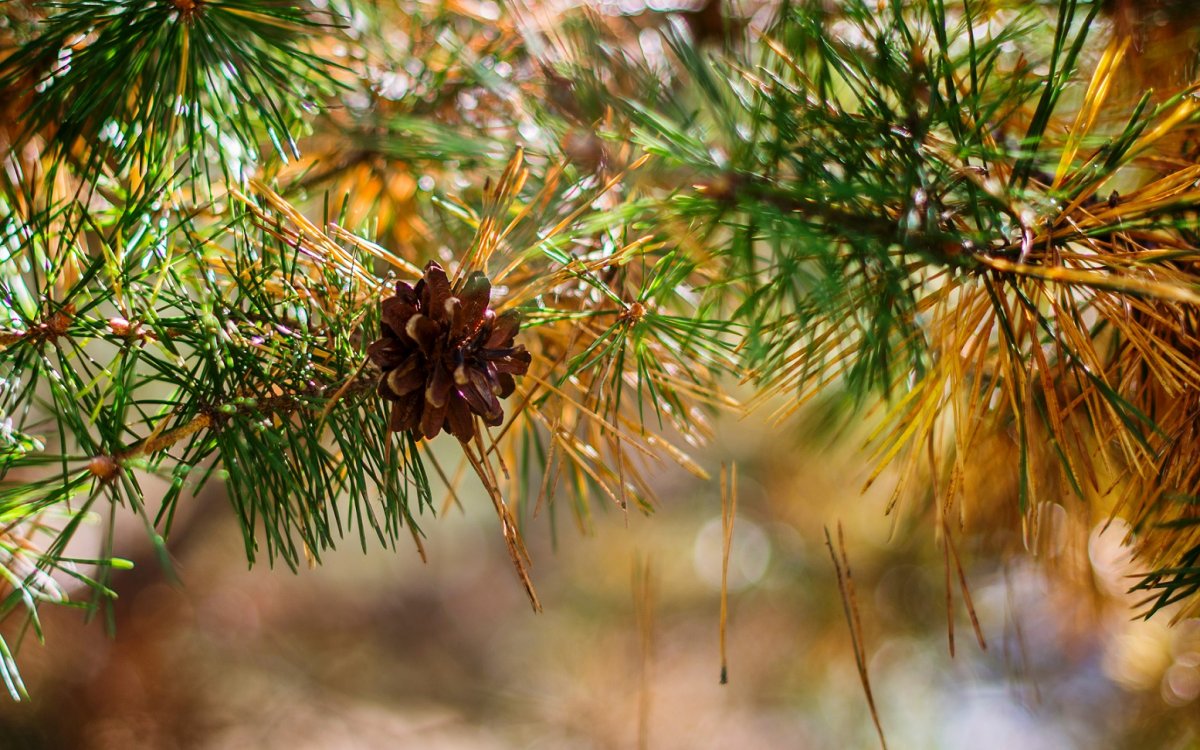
[368, 261, 531, 442]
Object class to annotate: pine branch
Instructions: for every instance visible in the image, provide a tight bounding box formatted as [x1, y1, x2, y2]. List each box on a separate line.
[5, 0, 1200, 703]
[542, 0, 1200, 617]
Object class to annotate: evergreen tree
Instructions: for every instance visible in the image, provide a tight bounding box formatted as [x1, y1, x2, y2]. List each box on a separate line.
[2, 0, 1200, 702]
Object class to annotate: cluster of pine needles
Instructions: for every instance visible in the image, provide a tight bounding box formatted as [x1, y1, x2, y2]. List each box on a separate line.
[1, 0, 1200, 702]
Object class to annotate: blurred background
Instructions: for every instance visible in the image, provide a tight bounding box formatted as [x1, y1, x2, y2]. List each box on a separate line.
[2, 403, 1199, 749]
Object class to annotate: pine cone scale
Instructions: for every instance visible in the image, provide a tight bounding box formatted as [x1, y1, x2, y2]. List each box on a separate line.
[427, 358, 453, 409]
[490, 350, 531, 375]
[381, 297, 417, 338]
[486, 311, 520, 347]
[367, 337, 406, 372]
[445, 397, 474, 442]
[497, 373, 517, 398]
[453, 273, 492, 337]
[421, 395, 448, 439]
[385, 357, 425, 397]
[405, 314, 439, 353]
[389, 392, 423, 432]
[418, 265, 452, 318]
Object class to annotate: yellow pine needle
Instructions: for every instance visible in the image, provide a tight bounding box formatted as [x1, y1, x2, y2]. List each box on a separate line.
[623, 419, 711, 481]
[976, 254, 1200, 307]
[757, 329, 862, 421]
[1024, 313, 1084, 492]
[645, 368, 743, 412]
[764, 363, 846, 425]
[315, 355, 370, 431]
[462, 437, 541, 611]
[545, 416, 628, 509]
[459, 148, 529, 281]
[525, 401, 622, 510]
[1052, 36, 1129, 189]
[472, 426, 504, 504]
[327, 224, 423, 277]
[497, 236, 658, 304]
[534, 420, 563, 520]
[522, 370, 662, 462]
[1122, 164, 1200, 204]
[862, 359, 950, 492]
[232, 183, 385, 293]
[936, 518, 984, 657]
[747, 320, 838, 392]
[826, 523, 888, 750]
[539, 153, 652, 245]
[719, 462, 737, 685]
[1057, 185, 1200, 236]
[762, 35, 816, 92]
[1128, 93, 1200, 159]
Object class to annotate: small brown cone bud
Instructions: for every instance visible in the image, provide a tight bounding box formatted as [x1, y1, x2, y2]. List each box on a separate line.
[367, 261, 531, 442]
[87, 455, 120, 483]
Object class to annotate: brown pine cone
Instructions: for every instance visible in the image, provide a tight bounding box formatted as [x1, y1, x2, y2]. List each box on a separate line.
[368, 261, 531, 442]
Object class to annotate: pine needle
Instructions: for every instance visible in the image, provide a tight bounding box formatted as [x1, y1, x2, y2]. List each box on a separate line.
[462, 435, 542, 611]
[825, 522, 887, 750]
[1052, 35, 1129, 189]
[632, 552, 655, 750]
[719, 461, 737, 685]
[945, 520, 987, 653]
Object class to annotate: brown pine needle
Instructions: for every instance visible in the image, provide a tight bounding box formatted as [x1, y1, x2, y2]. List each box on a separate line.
[316, 355, 370, 430]
[521, 370, 660, 462]
[945, 521, 987, 653]
[485, 425, 511, 481]
[462, 437, 542, 611]
[976, 254, 1200, 307]
[943, 524, 956, 659]
[422, 443, 465, 516]
[473, 426, 504, 497]
[406, 512, 428, 564]
[719, 462, 738, 685]
[534, 419, 563, 519]
[117, 412, 213, 461]
[826, 522, 888, 750]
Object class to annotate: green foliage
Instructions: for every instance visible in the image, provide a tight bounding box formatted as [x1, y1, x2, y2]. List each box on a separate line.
[1, 0, 343, 190]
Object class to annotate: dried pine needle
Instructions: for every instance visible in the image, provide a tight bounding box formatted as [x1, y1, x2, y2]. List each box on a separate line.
[826, 523, 888, 750]
[719, 462, 738, 685]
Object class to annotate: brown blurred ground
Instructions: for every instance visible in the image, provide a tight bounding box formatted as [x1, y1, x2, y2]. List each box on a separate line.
[1, 407, 1198, 749]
